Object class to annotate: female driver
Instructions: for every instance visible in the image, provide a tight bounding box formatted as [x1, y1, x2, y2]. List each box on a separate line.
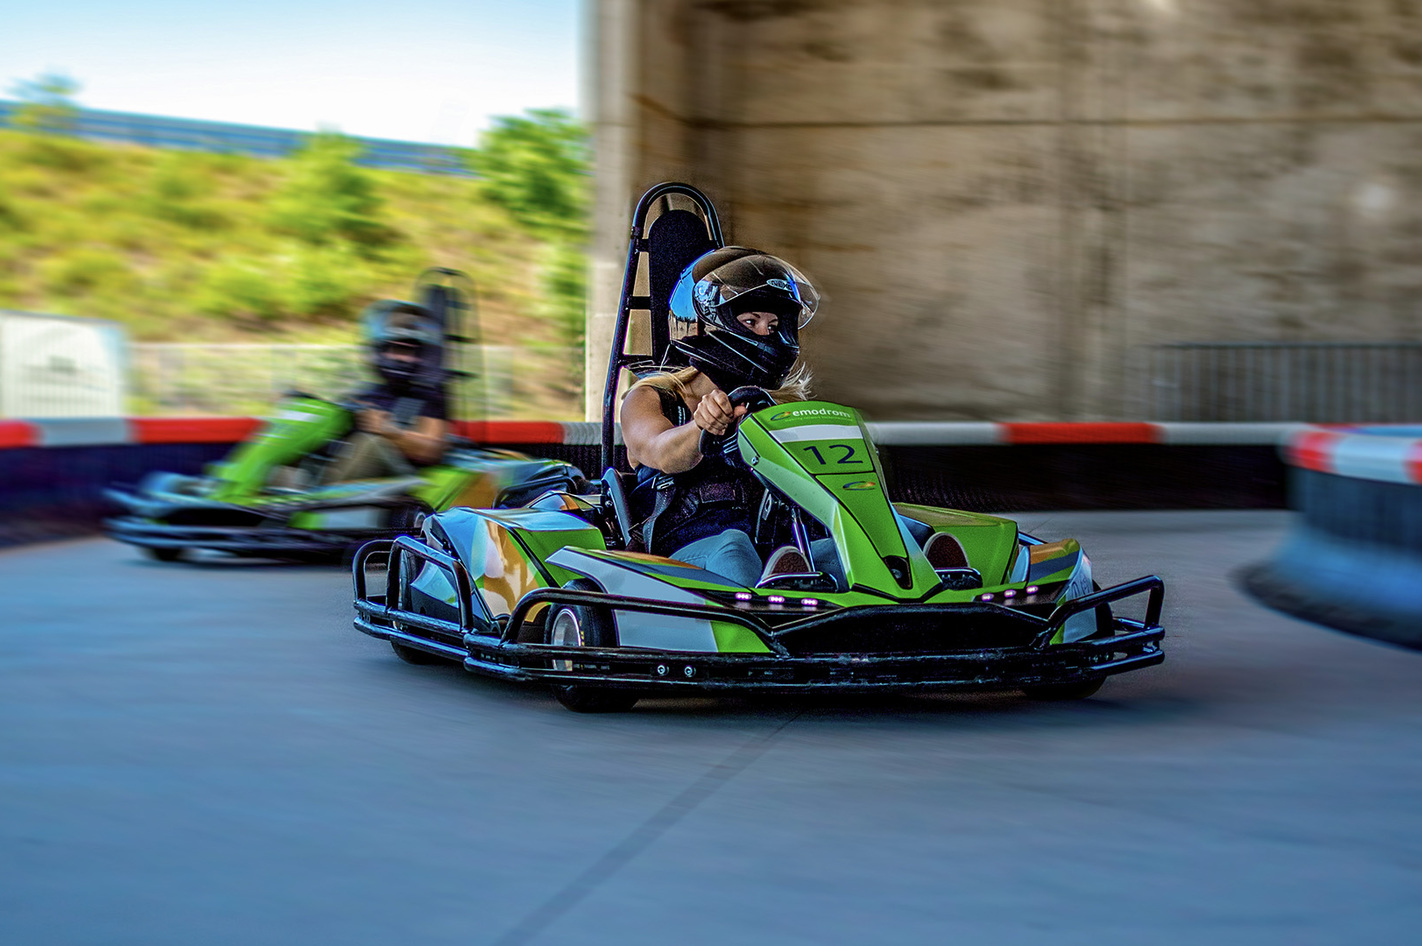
[620, 247, 819, 586]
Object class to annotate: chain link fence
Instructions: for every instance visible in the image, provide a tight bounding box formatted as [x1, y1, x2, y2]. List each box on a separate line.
[128, 343, 584, 419]
[1145, 342, 1422, 423]
[29, 337, 1420, 424]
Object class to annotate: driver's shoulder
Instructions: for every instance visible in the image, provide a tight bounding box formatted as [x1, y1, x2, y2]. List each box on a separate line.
[626, 382, 690, 420]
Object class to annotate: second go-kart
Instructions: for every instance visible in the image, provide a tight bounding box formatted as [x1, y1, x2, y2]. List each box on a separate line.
[352, 184, 1164, 711]
[105, 269, 586, 561]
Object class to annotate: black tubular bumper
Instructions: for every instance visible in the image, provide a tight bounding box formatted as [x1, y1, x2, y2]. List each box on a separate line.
[105, 516, 381, 555]
[351, 536, 1165, 694]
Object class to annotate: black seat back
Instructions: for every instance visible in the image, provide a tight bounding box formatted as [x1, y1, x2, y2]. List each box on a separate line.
[601, 183, 725, 473]
[645, 208, 717, 365]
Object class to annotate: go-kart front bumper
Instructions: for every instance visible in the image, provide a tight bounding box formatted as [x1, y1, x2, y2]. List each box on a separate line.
[104, 515, 379, 555]
[352, 537, 1166, 695]
[103, 483, 407, 557]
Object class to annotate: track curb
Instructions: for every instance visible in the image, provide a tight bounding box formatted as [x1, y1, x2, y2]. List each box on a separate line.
[1241, 425, 1422, 650]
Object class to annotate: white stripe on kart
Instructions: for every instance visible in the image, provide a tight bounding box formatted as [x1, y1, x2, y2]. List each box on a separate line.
[547, 548, 720, 652]
[770, 423, 863, 443]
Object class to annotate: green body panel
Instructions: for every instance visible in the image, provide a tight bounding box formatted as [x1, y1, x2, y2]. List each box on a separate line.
[208, 397, 351, 501]
[442, 513, 771, 654]
[739, 402, 940, 596]
[412, 464, 473, 510]
[1028, 538, 1083, 585]
[434, 398, 1100, 656]
[893, 503, 1022, 586]
[488, 510, 609, 590]
[430, 507, 605, 620]
[711, 622, 773, 654]
[162, 397, 576, 530]
[286, 505, 385, 531]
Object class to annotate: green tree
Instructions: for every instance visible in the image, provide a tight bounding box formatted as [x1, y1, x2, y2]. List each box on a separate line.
[472, 108, 589, 238]
[9, 72, 81, 134]
[266, 132, 395, 252]
[538, 242, 587, 350]
[473, 108, 592, 362]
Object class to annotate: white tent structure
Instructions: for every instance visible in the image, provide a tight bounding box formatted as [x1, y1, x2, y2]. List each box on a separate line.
[0, 311, 128, 417]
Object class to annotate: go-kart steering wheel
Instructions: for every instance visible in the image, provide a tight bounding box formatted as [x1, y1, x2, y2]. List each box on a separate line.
[698, 385, 776, 467]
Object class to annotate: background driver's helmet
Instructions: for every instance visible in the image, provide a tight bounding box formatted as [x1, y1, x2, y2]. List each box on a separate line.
[362, 301, 442, 387]
[668, 247, 820, 390]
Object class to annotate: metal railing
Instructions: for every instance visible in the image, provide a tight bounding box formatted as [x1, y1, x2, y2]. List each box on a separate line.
[1145, 342, 1422, 423]
[128, 343, 583, 419]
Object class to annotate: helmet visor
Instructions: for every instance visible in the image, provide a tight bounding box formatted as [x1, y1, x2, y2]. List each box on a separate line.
[691, 255, 820, 330]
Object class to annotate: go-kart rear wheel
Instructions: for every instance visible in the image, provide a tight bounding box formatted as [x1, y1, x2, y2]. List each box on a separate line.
[387, 504, 426, 535]
[143, 547, 183, 563]
[546, 580, 638, 713]
[390, 641, 453, 666]
[1021, 679, 1104, 701]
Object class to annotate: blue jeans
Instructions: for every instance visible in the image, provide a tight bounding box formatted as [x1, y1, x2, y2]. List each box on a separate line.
[671, 529, 763, 587]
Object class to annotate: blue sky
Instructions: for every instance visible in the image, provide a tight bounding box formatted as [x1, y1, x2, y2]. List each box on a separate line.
[1, 0, 582, 145]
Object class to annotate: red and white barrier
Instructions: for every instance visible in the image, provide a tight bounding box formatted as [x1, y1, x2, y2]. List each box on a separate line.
[0, 417, 1311, 450]
[1285, 426, 1422, 485]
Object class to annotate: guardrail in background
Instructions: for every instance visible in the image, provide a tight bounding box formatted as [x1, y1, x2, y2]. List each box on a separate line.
[0, 100, 472, 175]
[0, 418, 1301, 549]
[128, 343, 583, 419]
[107, 340, 1422, 423]
[1146, 342, 1422, 423]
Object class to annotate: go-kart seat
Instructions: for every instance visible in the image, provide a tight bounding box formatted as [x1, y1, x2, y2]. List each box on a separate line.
[645, 208, 718, 365]
[599, 468, 639, 550]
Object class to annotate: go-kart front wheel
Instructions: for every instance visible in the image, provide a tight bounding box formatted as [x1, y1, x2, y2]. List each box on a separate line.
[546, 581, 638, 713]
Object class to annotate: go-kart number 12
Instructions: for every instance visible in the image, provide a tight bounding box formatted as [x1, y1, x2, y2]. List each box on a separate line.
[802, 443, 858, 465]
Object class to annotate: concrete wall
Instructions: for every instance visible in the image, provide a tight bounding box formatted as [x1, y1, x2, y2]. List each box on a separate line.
[589, 0, 1422, 421]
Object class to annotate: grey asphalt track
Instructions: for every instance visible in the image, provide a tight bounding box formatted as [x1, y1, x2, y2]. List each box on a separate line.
[2, 511, 1420, 946]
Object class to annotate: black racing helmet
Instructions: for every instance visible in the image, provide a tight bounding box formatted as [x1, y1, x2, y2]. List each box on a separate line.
[362, 300, 442, 387]
[667, 247, 820, 390]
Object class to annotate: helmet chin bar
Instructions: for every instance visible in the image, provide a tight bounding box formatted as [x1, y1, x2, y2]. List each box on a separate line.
[374, 345, 431, 387]
[673, 330, 798, 391]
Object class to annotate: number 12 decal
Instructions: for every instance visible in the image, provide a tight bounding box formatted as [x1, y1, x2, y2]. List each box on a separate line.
[802, 444, 857, 465]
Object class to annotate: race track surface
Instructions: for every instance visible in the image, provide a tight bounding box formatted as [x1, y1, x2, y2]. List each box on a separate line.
[2, 511, 1420, 946]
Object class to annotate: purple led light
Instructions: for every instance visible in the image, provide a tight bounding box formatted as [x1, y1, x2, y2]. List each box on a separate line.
[1026, 585, 1040, 594]
[800, 598, 819, 608]
[735, 592, 753, 601]
[980, 592, 995, 602]
[768, 595, 786, 604]
[1003, 589, 1017, 598]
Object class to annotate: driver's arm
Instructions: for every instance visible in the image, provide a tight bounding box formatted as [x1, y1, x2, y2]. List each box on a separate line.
[368, 413, 447, 465]
[623, 385, 744, 474]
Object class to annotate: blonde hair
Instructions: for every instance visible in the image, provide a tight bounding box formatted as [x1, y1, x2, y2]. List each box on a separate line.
[627, 363, 814, 405]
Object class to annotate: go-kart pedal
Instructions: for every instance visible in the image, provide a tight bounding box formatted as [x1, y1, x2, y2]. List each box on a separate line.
[757, 545, 812, 584]
[923, 532, 969, 569]
[756, 545, 837, 592]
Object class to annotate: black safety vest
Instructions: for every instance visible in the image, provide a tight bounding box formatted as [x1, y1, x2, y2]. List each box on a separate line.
[629, 387, 761, 556]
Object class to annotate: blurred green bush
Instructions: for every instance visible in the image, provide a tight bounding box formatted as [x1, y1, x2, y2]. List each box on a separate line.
[0, 110, 591, 366]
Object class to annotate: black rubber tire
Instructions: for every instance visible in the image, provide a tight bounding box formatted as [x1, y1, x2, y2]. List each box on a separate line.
[1022, 679, 1105, 701]
[552, 684, 640, 714]
[546, 579, 638, 713]
[143, 546, 183, 563]
[386, 504, 426, 535]
[390, 641, 452, 666]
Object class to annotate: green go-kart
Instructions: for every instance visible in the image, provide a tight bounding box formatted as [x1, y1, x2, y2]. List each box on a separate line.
[352, 184, 1164, 711]
[105, 270, 586, 562]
